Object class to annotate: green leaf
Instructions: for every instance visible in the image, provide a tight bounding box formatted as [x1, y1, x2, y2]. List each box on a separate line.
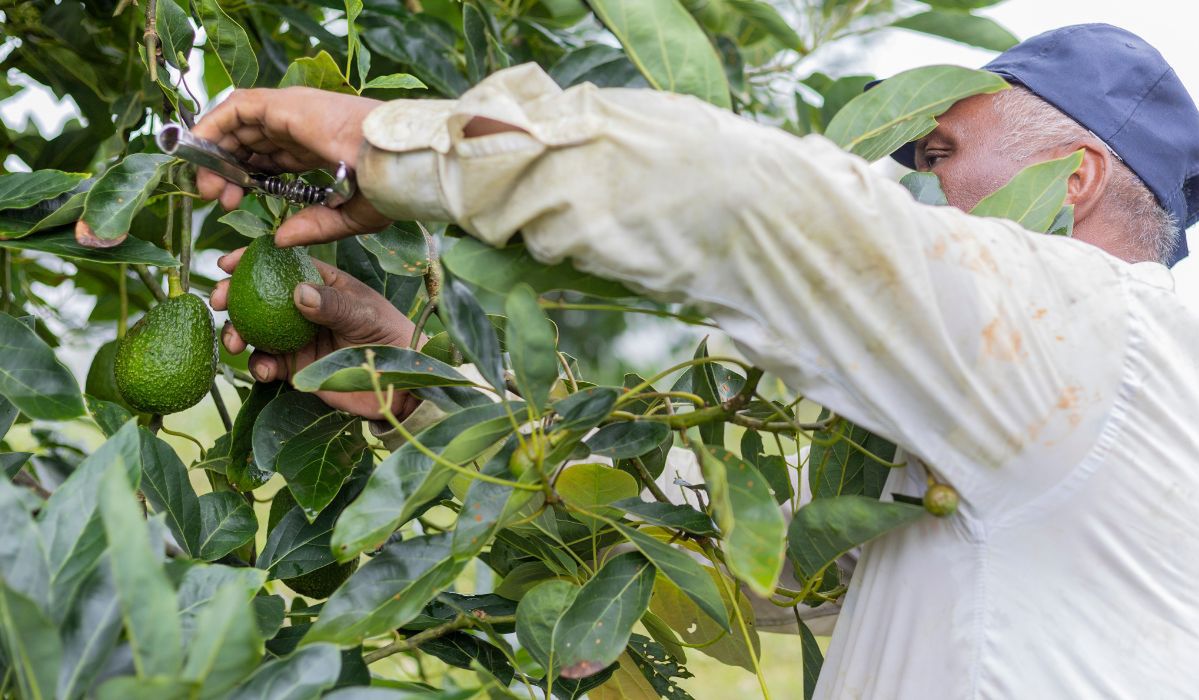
[293, 346, 473, 393]
[260, 475, 363, 579]
[358, 223, 431, 276]
[0, 312, 85, 420]
[442, 238, 631, 298]
[515, 580, 578, 675]
[56, 559, 122, 700]
[225, 644, 342, 700]
[439, 274, 505, 392]
[451, 440, 539, 562]
[809, 417, 896, 500]
[81, 153, 171, 240]
[421, 632, 515, 686]
[824, 65, 1009, 162]
[227, 381, 288, 492]
[0, 580, 61, 700]
[463, 1, 489, 84]
[95, 677, 195, 700]
[251, 392, 338, 475]
[86, 395, 133, 437]
[98, 459, 183, 678]
[139, 428, 203, 557]
[0, 451, 31, 479]
[892, 10, 1018, 52]
[552, 387, 619, 433]
[217, 210, 271, 240]
[181, 583, 264, 699]
[157, 0, 195, 70]
[606, 498, 718, 536]
[198, 0, 259, 88]
[1048, 204, 1075, 237]
[969, 150, 1084, 233]
[303, 533, 461, 646]
[818, 75, 877, 127]
[276, 409, 366, 521]
[899, 171, 949, 206]
[176, 564, 267, 640]
[198, 491, 258, 560]
[787, 495, 925, 581]
[586, 422, 671, 460]
[331, 401, 522, 561]
[40, 421, 140, 616]
[0, 230, 180, 266]
[0, 478, 49, 609]
[556, 463, 638, 513]
[800, 618, 822, 700]
[624, 633, 695, 699]
[725, 0, 805, 52]
[650, 569, 759, 672]
[252, 595, 285, 639]
[361, 73, 427, 90]
[920, 0, 1005, 7]
[587, 0, 730, 109]
[0, 170, 88, 212]
[698, 446, 786, 596]
[278, 51, 355, 94]
[361, 13, 470, 96]
[612, 522, 729, 630]
[549, 44, 645, 89]
[553, 551, 655, 679]
[505, 284, 558, 413]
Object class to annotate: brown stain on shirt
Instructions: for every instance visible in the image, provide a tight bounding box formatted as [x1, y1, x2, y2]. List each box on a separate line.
[981, 315, 1026, 361]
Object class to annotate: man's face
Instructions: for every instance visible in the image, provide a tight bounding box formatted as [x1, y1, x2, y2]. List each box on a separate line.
[913, 93, 1029, 212]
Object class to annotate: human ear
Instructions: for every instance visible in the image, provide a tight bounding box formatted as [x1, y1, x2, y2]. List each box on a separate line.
[1061, 141, 1112, 224]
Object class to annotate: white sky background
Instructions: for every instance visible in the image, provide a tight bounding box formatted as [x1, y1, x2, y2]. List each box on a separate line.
[3, 0, 1199, 311]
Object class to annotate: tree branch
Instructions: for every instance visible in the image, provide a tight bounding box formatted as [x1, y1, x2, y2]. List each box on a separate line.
[363, 613, 517, 665]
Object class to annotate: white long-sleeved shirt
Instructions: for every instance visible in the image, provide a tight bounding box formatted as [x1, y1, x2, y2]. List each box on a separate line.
[355, 63, 1199, 699]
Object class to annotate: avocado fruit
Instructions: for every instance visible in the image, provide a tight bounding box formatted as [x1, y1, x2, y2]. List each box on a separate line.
[268, 488, 358, 598]
[227, 235, 323, 354]
[114, 293, 217, 414]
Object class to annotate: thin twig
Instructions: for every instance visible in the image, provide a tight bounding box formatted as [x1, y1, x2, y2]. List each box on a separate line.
[210, 385, 233, 431]
[143, 0, 160, 83]
[363, 613, 517, 664]
[134, 264, 168, 301]
[13, 471, 51, 500]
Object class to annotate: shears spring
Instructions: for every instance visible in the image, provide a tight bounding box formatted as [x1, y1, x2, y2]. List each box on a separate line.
[155, 123, 356, 209]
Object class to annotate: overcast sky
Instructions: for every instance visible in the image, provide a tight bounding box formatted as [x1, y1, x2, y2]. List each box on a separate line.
[3, 0, 1197, 304]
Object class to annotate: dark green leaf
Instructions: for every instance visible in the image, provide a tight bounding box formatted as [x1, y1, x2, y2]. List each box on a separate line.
[463, 1, 488, 84]
[140, 428, 203, 557]
[441, 238, 631, 298]
[0, 580, 61, 700]
[0, 311, 85, 420]
[787, 495, 924, 581]
[421, 632, 515, 686]
[293, 346, 473, 393]
[548, 44, 646, 89]
[276, 408, 365, 521]
[0, 451, 31, 479]
[892, 10, 1018, 52]
[157, 0, 195, 70]
[0, 170, 88, 212]
[0, 394, 17, 438]
[198, 0, 259, 87]
[725, 0, 804, 51]
[586, 421, 670, 459]
[358, 223, 430, 276]
[336, 236, 423, 314]
[86, 396, 133, 437]
[331, 401, 522, 561]
[252, 392, 337, 474]
[217, 210, 271, 240]
[606, 498, 718, 536]
[452, 439, 540, 562]
[800, 617, 822, 700]
[824, 65, 1009, 162]
[819, 75, 878, 127]
[181, 583, 264, 698]
[970, 151, 1084, 232]
[81, 153, 171, 240]
[56, 558, 121, 700]
[260, 474, 365, 579]
[809, 417, 896, 500]
[227, 381, 288, 492]
[177, 564, 267, 641]
[361, 13, 470, 96]
[552, 387, 619, 432]
[515, 579, 578, 674]
[0, 478, 49, 610]
[1048, 204, 1075, 237]
[439, 274, 505, 392]
[226, 643, 342, 700]
[0, 230, 179, 266]
[505, 284, 558, 413]
[612, 522, 729, 630]
[198, 491, 258, 560]
[625, 633, 695, 699]
[303, 533, 462, 646]
[899, 171, 949, 206]
[252, 594, 285, 639]
[698, 446, 786, 596]
[278, 51, 355, 94]
[553, 551, 655, 679]
[98, 459, 183, 677]
[588, 0, 731, 109]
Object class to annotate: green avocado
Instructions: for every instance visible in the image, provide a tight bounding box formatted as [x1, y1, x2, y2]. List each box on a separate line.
[227, 235, 323, 354]
[114, 293, 217, 414]
[268, 488, 358, 599]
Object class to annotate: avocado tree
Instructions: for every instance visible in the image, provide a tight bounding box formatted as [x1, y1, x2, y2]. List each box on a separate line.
[0, 1, 1072, 697]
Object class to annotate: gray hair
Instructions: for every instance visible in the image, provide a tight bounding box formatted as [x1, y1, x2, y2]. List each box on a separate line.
[992, 86, 1179, 264]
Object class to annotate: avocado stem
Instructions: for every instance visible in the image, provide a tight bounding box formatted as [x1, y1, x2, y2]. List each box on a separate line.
[167, 270, 184, 298]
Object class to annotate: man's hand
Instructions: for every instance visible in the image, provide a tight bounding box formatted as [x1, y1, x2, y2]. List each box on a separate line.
[211, 247, 423, 420]
[192, 87, 393, 246]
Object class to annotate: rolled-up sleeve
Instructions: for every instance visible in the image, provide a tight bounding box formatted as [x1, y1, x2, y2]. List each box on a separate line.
[357, 63, 1131, 519]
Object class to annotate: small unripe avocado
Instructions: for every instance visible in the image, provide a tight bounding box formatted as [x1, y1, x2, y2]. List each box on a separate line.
[923, 483, 960, 518]
[268, 489, 357, 599]
[227, 235, 323, 354]
[114, 293, 217, 414]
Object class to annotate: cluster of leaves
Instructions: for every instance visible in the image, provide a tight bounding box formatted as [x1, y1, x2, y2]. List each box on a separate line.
[0, 0, 1087, 698]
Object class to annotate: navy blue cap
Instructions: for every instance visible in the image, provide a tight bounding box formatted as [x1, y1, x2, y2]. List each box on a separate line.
[883, 24, 1199, 266]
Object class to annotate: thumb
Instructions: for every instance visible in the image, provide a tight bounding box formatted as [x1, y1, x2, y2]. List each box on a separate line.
[294, 282, 378, 341]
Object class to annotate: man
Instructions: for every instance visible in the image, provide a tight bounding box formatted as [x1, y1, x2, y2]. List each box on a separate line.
[199, 24, 1199, 698]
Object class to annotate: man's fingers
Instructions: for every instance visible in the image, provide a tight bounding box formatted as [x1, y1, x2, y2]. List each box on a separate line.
[216, 247, 246, 274]
[248, 351, 287, 383]
[211, 279, 230, 311]
[275, 196, 390, 247]
[293, 282, 371, 337]
[221, 321, 247, 355]
[196, 167, 227, 201]
[219, 182, 244, 211]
